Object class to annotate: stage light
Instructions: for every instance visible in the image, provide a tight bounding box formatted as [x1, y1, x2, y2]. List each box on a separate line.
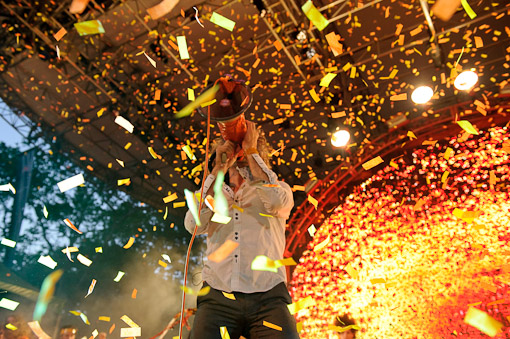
[411, 86, 433, 104]
[296, 30, 307, 43]
[331, 129, 350, 147]
[454, 70, 478, 90]
[305, 47, 316, 59]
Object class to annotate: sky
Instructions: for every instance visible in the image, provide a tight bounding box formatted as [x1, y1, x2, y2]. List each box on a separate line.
[0, 99, 25, 148]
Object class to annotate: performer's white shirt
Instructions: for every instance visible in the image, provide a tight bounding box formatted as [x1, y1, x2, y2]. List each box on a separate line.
[184, 154, 294, 293]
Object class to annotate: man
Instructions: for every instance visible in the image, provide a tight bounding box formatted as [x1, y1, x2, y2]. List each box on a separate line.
[185, 121, 299, 338]
[330, 315, 358, 339]
[59, 326, 77, 339]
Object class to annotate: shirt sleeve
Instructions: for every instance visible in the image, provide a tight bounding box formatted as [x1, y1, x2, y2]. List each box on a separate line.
[184, 207, 213, 235]
[183, 173, 216, 235]
[255, 180, 294, 219]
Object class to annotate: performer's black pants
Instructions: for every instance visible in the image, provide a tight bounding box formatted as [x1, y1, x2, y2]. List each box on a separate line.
[190, 282, 300, 339]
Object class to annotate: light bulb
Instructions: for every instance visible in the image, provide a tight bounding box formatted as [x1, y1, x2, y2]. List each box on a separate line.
[331, 130, 350, 147]
[411, 86, 433, 104]
[454, 70, 478, 90]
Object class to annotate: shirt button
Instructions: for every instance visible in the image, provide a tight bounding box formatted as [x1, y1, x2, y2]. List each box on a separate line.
[235, 255, 238, 258]
[235, 237, 238, 240]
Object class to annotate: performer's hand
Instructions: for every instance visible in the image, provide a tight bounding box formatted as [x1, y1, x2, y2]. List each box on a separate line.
[242, 121, 259, 152]
[213, 140, 238, 174]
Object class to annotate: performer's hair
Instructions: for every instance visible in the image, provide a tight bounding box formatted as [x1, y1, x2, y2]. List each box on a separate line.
[333, 314, 358, 338]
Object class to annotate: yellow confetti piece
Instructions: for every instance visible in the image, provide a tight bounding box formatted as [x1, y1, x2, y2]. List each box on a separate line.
[187, 88, 195, 101]
[328, 324, 361, 332]
[176, 36, 190, 59]
[180, 285, 211, 296]
[287, 296, 316, 315]
[370, 278, 386, 284]
[258, 213, 273, 218]
[182, 145, 196, 160]
[362, 156, 384, 170]
[208, 240, 239, 263]
[113, 271, 125, 282]
[309, 88, 320, 102]
[407, 131, 417, 140]
[121, 315, 139, 328]
[345, 263, 359, 279]
[123, 237, 135, 249]
[464, 307, 502, 337]
[307, 194, 318, 209]
[263, 321, 282, 331]
[175, 84, 219, 119]
[441, 171, 449, 183]
[220, 326, 230, 339]
[173, 201, 186, 208]
[163, 192, 178, 204]
[99, 316, 111, 322]
[184, 189, 201, 226]
[313, 235, 330, 253]
[148, 146, 160, 159]
[460, 0, 476, 19]
[158, 259, 167, 267]
[232, 204, 244, 213]
[74, 20, 105, 36]
[118, 178, 131, 186]
[319, 73, 337, 87]
[251, 255, 296, 273]
[222, 292, 236, 300]
[444, 147, 454, 160]
[301, 0, 329, 31]
[163, 206, 168, 220]
[5, 323, 17, 330]
[457, 120, 479, 135]
[210, 12, 236, 31]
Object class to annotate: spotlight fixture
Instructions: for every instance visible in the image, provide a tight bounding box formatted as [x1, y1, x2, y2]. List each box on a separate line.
[454, 70, 478, 91]
[305, 47, 316, 59]
[296, 30, 307, 43]
[411, 86, 433, 104]
[251, 0, 266, 17]
[331, 129, 350, 147]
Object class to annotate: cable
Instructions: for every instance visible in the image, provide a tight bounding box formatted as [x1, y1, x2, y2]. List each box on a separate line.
[177, 106, 212, 339]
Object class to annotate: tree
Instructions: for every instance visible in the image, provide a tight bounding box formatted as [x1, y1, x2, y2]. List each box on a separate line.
[0, 141, 204, 338]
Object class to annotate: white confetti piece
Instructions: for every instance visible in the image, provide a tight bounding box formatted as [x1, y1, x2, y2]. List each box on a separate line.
[38, 255, 57, 269]
[0, 298, 19, 311]
[57, 173, 84, 193]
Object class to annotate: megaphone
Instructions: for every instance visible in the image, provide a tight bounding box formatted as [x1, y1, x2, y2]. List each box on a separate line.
[197, 77, 253, 144]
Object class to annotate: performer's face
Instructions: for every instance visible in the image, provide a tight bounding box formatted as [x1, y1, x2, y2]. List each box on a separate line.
[339, 330, 354, 339]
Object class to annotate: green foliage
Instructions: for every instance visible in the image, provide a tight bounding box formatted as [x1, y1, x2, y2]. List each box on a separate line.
[0, 141, 204, 337]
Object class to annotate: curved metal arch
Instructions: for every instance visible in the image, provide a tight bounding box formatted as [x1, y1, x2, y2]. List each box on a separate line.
[285, 95, 510, 258]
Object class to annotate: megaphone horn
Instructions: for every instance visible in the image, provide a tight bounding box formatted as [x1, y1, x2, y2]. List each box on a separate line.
[197, 77, 253, 144]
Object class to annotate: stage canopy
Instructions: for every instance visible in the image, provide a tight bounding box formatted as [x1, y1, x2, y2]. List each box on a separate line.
[0, 0, 509, 259]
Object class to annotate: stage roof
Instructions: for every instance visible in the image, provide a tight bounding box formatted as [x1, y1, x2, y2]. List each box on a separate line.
[0, 0, 509, 225]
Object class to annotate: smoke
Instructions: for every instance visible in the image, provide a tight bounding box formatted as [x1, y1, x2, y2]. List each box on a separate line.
[53, 236, 205, 339]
